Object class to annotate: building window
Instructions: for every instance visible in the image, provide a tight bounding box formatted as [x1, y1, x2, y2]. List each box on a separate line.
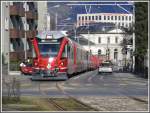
[98, 37, 101, 43]
[5, 18, 9, 30]
[115, 16, 117, 20]
[108, 16, 110, 20]
[82, 16, 84, 20]
[78, 17, 81, 20]
[118, 16, 120, 20]
[107, 37, 110, 44]
[98, 49, 101, 56]
[99, 16, 101, 20]
[129, 16, 131, 21]
[129, 23, 132, 27]
[125, 24, 128, 28]
[92, 16, 94, 20]
[89, 16, 91, 20]
[122, 23, 124, 26]
[122, 16, 124, 21]
[95, 16, 98, 20]
[118, 22, 120, 26]
[104, 16, 106, 20]
[115, 37, 118, 43]
[114, 49, 118, 60]
[111, 16, 113, 20]
[85, 16, 87, 20]
[126, 16, 128, 20]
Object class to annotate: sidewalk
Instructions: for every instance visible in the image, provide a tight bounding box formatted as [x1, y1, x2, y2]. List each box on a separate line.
[77, 96, 148, 111]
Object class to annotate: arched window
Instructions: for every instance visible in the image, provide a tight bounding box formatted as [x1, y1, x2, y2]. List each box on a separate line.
[98, 49, 101, 56]
[114, 49, 118, 60]
[106, 48, 110, 60]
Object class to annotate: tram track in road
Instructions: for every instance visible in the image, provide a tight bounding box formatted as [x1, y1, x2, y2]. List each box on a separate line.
[48, 98, 66, 111]
[69, 71, 148, 106]
[55, 82, 98, 111]
[36, 81, 98, 111]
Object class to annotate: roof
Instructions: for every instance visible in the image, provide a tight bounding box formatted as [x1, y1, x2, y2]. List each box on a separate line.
[76, 23, 116, 34]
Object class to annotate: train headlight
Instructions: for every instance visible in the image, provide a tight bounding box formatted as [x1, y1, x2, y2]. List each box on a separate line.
[60, 62, 64, 66]
[47, 63, 51, 69]
[48, 58, 53, 63]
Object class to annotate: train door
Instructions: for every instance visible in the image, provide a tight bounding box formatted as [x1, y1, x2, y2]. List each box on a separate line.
[67, 42, 74, 75]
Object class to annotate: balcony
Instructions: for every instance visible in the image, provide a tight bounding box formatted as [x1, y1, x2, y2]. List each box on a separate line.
[32, 30, 37, 38]
[18, 7, 25, 17]
[26, 11, 34, 19]
[10, 52, 18, 61]
[27, 51, 32, 58]
[19, 30, 25, 38]
[34, 12, 38, 20]
[10, 29, 19, 38]
[10, 5, 19, 16]
[26, 30, 37, 38]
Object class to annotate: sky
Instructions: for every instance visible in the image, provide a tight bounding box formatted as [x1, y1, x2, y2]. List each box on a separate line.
[47, 1, 134, 30]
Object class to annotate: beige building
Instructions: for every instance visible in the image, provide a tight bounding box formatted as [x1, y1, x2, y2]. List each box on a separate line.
[80, 28, 132, 67]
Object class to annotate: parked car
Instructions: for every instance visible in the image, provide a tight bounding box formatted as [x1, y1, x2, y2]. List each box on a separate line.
[20, 59, 33, 75]
[98, 61, 113, 74]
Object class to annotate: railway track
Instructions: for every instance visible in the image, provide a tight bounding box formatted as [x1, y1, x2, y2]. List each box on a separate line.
[38, 82, 97, 111]
[48, 98, 66, 111]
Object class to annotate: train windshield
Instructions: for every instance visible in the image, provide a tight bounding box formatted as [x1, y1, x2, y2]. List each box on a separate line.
[38, 43, 60, 57]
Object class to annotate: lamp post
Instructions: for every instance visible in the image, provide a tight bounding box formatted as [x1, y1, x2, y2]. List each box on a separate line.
[132, 4, 135, 72]
[24, 2, 27, 60]
[84, 5, 91, 51]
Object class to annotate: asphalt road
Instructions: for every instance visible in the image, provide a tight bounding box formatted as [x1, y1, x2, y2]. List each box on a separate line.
[2, 69, 148, 97]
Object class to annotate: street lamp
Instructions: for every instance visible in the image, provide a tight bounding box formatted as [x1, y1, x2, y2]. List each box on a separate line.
[84, 5, 91, 51]
[132, 4, 135, 72]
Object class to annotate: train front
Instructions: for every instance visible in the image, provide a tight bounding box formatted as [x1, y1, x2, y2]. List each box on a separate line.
[31, 31, 68, 80]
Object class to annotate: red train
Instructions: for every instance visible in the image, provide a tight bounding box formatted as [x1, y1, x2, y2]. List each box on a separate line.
[20, 31, 101, 80]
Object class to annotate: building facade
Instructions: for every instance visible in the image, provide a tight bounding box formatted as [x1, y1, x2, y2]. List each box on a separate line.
[80, 28, 132, 67]
[77, 13, 133, 28]
[1, 2, 48, 72]
[37, 2, 50, 31]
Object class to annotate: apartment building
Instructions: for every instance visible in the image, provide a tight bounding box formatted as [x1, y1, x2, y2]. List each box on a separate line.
[2, 2, 48, 71]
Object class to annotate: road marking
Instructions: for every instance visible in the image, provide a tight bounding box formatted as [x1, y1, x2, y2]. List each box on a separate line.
[87, 76, 92, 83]
[73, 76, 80, 80]
[119, 84, 127, 86]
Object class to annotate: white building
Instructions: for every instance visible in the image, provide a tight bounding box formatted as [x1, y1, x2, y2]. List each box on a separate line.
[80, 28, 132, 67]
[77, 13, 133, 28]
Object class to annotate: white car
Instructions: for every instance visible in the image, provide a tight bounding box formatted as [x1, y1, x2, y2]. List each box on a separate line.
[98, 62, 113, 73]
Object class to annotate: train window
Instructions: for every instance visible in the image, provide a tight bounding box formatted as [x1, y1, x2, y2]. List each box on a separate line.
[32, 46, 36, 58]
[67, 44, 71, 58]
[61, 45, 67, 59]
[71, 46, 74, 59]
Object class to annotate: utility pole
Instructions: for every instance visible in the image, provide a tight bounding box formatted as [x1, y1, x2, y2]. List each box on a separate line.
[132, 4, 135, 72]
[85, 5, 91, 51]
[55, 13, 58, 31]
[24, 2, 27, 60]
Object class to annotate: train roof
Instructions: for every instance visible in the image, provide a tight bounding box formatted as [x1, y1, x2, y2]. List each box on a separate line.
[36, 31, 68, 39]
